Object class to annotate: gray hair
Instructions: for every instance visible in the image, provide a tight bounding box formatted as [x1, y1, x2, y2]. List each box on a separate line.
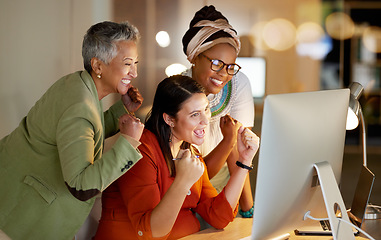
[82, 21, 140, 73]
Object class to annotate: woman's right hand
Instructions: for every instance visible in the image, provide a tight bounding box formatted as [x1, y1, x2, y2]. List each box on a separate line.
[119, 113, 144, 141]
[173, 149, 204, 190]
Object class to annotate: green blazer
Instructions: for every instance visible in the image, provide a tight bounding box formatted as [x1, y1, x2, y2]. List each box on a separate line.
[0, 71, 142, 240]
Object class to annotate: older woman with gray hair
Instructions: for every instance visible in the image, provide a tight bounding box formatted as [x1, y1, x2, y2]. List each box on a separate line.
[0, 21, 144, 240]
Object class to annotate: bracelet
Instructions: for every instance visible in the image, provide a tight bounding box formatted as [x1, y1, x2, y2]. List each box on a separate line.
[236, 161, 253, 171]
[239, 206, 254, 218]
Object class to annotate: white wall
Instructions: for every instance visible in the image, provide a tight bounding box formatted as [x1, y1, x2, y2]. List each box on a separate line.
[0, 0, 112, 139]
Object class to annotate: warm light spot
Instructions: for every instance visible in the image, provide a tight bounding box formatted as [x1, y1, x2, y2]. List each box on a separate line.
[250, 21, 270, 51]
[165, 63, 187, 77]
[362, 26, 381, 53]
[262, 18, 296, 51]
[325, 12, 354, 40]
[297, 22, 324, 43]
[156, 31, 170, 47]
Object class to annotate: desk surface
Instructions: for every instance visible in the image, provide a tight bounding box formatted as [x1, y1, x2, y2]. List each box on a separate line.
[180, 217, 381, 240]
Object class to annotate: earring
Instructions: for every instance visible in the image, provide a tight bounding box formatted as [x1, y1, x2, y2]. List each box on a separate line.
[97, 74, 101, 79]
[169, 131, 172, 142]
[170, 123, 174, 127]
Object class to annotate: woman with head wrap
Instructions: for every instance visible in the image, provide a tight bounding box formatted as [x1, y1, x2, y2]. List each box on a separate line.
[182, 5, 255, 218]
[0, 21, 144, 240]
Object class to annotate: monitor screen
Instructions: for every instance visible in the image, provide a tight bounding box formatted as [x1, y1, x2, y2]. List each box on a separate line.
[236, 57, 266, 99]
[251, 89, 350, 239]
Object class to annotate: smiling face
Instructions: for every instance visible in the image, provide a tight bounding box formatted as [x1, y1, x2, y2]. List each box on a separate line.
[192, 43, 237, 95]
[94, 40, 138, 99]
[170, 93, 211, 146]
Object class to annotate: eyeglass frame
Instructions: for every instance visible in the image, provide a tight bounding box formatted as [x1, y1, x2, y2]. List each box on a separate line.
[199, 53, 241, 76]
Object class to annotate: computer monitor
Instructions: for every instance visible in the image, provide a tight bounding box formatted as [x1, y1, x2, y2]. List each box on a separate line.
[251, 89, 353, 240]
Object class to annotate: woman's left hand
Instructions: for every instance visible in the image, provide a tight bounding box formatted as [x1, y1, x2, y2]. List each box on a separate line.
[237, 127, 260, 164]
[122, 86, 143, 113]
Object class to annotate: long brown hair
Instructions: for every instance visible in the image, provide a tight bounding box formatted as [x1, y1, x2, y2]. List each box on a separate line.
[145, 75, 205, 176]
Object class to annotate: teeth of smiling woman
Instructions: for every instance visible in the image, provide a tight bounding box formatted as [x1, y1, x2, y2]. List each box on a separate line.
[211, 78, 223, 86]
[194, 129, 205, 138]
[121, 79, 131, 85]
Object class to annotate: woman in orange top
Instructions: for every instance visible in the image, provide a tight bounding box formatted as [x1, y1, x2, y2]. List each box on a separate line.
[94, 75, 260, 239]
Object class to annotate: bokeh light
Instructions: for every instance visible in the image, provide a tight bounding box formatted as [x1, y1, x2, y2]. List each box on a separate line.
[325, 12, 355, 40]
[156, 31, 170, 48]
[165, 63, 187, 77]
[250, 21, 270, 51]
[297, 22, 324, 43]
[362, 26, 381, 53]
[262, 18, 296, 51]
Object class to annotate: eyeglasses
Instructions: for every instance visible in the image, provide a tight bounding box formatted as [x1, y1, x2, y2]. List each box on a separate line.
[200, 53, 241, 76]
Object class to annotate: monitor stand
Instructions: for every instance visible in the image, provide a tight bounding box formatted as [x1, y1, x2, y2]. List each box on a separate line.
[313, 161, 355, 240]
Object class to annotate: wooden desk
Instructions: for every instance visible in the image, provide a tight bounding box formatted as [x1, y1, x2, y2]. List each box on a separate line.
[180, 217, 381, 240]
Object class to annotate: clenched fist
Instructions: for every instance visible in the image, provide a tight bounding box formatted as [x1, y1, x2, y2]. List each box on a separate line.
[119, 113, 144, 141]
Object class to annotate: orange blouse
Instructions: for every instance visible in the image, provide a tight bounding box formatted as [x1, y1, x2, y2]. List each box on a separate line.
[94, 129, 238, 240]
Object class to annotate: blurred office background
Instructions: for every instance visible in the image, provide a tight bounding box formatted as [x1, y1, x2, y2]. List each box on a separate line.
[1, 0, 380, 226]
